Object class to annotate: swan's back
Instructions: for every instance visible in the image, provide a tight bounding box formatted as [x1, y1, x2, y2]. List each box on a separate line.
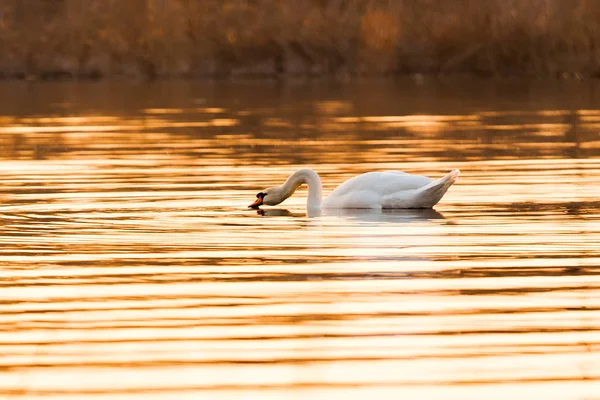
[322, 170, 458, 209]
[322, 171, 431, 208]
[327, 171, 431, 197]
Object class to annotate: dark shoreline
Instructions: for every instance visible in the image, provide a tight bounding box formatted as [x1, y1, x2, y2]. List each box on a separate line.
[0, 71, 595, 83]
[3, 1, 600, 82]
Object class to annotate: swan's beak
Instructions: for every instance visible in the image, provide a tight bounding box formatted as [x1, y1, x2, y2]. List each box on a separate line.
[248, 197, 263, 209]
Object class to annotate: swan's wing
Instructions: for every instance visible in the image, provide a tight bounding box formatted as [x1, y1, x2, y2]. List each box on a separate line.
[328, 171, 432, 197]
[322, 171, 432, 208]
[380, 169, 460, 208]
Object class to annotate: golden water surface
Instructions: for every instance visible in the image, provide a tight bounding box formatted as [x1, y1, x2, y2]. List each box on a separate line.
[1, 80, 600, 399]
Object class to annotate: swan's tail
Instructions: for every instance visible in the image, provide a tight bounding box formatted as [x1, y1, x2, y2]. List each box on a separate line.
[381, 169, 460, 209]
[416, 169, 460, 208]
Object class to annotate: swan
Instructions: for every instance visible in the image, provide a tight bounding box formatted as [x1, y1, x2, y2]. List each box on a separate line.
[249, 168, 459, 210]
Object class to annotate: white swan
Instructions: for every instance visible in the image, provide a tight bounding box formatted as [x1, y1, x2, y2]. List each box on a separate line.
[249, 168, 459, 210]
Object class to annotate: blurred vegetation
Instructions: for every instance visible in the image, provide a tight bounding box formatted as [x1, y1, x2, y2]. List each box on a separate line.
[1, 0, 600, 79]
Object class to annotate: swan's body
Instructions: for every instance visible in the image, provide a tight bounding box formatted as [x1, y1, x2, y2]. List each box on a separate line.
[249, 168, 459, 210]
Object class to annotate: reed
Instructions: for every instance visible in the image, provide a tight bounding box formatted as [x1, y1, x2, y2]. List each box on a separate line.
[1, 0, 599, 79]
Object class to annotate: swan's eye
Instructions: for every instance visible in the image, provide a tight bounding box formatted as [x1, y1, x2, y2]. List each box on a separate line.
[256, 192, 266, 199]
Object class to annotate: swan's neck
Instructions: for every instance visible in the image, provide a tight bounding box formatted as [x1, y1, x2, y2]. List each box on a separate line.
[280, 168, 322, 209]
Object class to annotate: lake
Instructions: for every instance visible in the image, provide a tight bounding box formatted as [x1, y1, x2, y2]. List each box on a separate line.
[1, 79, 599, 399]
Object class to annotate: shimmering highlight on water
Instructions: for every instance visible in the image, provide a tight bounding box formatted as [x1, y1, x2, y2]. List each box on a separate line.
[1, 80, 599, 399]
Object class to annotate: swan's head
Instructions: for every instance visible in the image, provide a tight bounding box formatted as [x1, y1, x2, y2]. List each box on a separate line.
[248, 187, 283, 208]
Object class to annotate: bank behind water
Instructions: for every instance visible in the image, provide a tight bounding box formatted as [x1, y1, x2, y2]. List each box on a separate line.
[2, 0, 600, 80]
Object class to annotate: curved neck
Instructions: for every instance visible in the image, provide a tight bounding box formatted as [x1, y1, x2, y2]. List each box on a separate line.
[281, 168, 322, 209]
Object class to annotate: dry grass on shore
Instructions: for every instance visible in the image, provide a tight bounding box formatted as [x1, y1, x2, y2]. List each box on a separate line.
[1, 0, 600, 79]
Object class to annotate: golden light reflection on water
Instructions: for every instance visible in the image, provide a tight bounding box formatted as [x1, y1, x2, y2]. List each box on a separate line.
[1, 81, 600, 399]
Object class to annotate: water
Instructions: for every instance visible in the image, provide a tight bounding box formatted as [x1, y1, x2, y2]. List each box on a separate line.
[1, 79, 600, 399]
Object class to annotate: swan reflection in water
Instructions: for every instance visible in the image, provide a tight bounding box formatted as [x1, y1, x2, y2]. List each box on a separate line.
[257, 207, 445, 222]
[256, 208, 305, 217]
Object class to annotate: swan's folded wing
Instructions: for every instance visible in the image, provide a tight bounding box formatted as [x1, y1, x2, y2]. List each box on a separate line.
[381, 169, 459, 208]
[327, 171, 432, 198]
[322, 171, 433, 208]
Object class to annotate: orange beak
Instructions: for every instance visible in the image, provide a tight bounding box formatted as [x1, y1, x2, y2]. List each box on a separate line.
[248, 197, 263, 209]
